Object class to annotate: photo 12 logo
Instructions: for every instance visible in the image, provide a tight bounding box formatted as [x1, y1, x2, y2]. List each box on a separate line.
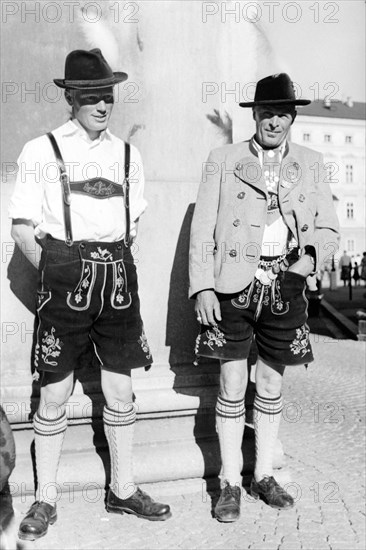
[1, 1, 140, 24]
[1, 81, 141, 105]
[201, 2, 340, 24]
[201, 80, 340, 104]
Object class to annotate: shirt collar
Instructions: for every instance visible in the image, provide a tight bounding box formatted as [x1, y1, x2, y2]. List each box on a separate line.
[62, 119, 110, 144]
[250, 135, 288, 164]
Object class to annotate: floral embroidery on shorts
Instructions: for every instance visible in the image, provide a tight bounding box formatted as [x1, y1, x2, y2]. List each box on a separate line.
[231, 280, 255, 310]
[41, 327, 63, 366]
[290, 325, 311, 357]
[139, 330, 151, 360]
[271, 279, 289, 315]
[203, 326, 227, 351]
[67, 262, 96, 311]
[90, 247, 113, 262]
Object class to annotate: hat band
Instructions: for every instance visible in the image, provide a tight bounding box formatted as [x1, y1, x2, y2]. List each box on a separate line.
[63, 76, 117, 87]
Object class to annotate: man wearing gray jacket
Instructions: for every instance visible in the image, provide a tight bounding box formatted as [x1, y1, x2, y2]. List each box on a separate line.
[189, 73, 339, 522]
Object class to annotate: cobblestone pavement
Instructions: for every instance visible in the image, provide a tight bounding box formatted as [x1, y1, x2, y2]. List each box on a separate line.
[10, 337, 366, 550]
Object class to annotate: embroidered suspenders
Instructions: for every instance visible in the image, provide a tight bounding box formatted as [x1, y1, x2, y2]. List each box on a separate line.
[123, 141, 131, 247]
[46, 133, 131, 247]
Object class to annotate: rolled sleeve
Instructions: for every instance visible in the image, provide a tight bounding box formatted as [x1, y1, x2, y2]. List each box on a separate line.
[129, 145, 147, 223]
[8, 141, 44, 226]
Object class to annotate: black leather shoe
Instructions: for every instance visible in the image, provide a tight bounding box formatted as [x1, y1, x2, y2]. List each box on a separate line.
[106, 488, 172, 521]
[214, 481, 241, 522]
[250, 476, 294, 509]
[18, 501, 57, 541]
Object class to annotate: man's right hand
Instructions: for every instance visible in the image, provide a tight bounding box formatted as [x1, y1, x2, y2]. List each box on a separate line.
[10, 219, 41, 269]
[195, 289, 222, 326]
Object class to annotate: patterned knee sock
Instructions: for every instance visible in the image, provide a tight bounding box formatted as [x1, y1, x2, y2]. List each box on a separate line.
[253, 393, 283, 481]
[34, 411, 67, 504]
[103, 404, 136, 500]
[215, 395, 245, 487]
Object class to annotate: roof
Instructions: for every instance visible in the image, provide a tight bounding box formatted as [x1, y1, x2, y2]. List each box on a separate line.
[298, 100, 365, 120]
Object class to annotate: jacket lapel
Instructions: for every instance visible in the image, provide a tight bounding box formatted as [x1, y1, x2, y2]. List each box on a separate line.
[278, 153, 303, 204]
[233, 153, 267, 196]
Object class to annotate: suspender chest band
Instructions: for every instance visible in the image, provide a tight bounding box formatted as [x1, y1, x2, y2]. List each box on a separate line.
[46, 133, 131, 248]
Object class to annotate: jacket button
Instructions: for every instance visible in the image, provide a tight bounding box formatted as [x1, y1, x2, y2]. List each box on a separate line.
[117, 244, 122, 250]
[298, 194, 305, 202]
[235, 163, 243, 170]
[237, 192, 245, 199]
[80, 243, 85, 249]
[229, 249, 237, 257]
[233, 219, 240, 227]
[301, 224, 309, 232]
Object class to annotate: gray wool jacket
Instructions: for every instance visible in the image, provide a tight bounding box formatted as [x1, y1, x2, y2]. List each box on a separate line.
[189, 139, 340, 297]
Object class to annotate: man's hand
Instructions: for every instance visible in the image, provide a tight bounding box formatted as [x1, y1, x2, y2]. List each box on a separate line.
[287, 254, 314, 278]
[11, 219, 41, 269]
[195, 290, 222, 326]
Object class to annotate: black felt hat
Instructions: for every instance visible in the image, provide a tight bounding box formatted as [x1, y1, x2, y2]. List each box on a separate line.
[239, 73, 311, 107]
[54, 48, 128, 89]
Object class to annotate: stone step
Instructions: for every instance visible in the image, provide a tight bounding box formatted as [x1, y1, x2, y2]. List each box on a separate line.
[4, 364, 286, 498]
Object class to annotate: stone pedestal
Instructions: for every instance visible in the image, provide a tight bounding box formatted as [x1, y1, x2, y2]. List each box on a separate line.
[1, 2, 288, 495]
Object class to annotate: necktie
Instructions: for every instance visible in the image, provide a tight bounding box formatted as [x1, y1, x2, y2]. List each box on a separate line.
[263, 149, 281, 195]
[262, 149, 281, 224]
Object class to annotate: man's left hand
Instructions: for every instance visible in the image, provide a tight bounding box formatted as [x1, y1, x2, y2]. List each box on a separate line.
[287, 255, 315, 278]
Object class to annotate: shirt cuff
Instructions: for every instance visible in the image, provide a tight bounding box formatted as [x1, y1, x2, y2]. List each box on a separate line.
[304, 245, 317, 275]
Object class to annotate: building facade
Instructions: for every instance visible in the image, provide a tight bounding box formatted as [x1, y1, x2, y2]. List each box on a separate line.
[291, 99, 366, 263]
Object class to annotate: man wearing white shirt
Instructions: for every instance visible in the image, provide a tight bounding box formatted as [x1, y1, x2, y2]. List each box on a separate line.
[10, 49, 171, 541]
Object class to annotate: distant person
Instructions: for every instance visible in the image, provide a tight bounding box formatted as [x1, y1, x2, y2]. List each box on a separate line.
[339, 251, 351, 286]
[353, 263, 360, 286]
[361, 252, 366, 286]
[354, 253, 362, 267]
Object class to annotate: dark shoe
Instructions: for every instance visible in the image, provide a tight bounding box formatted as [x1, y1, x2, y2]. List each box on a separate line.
[214, 481, 241, 523]
[106, 488, 171, 521]
[18, 501, 57, 541]
[250, 476, 294, 510]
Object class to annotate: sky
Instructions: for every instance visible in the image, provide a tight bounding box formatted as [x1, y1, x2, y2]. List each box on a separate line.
[260, 0, 365, 102]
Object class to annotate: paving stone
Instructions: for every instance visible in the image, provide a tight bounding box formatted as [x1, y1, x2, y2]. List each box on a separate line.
[8, 339, 365, 550]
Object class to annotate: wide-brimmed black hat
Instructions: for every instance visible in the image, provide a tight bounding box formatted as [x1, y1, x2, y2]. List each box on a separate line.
[239, 73, 311, 107]
[54, 48, 128, 89]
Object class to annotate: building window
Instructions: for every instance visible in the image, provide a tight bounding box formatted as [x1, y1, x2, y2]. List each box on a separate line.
[324, 134, 331, 143]
[345, 136, 352, 143]
[346, 164, 353, 183]
[346, 202, 354, 219]
[303, 133, 310, 142]
[347, 240, 354, 252]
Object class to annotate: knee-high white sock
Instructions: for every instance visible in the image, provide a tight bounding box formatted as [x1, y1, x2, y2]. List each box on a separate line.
[253, 393, 283, 481]
[103, 404, 136, 500]
[215, 395, 245, 487]
[34, 411, 67, 504]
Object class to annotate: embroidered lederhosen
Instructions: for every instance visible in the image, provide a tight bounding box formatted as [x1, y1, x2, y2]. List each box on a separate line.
[194, 249, 313, 367]
[45, 132, 132, 313]
[32, 135, 152, 374]
[194, 140, 313, 367]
